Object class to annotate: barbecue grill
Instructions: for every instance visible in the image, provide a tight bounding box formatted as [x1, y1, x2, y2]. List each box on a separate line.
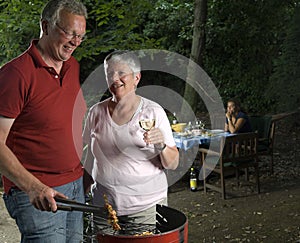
[56, 198, 188, 243]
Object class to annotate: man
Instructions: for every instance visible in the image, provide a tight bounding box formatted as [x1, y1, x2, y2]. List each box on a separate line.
[0, 0, 87, 241]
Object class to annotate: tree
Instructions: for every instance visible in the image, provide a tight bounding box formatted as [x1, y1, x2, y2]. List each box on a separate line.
[143, 0, 194, 57]
[64, 0, 163, 80]
[203, 0, 294, 113]
[0, 0, 298, 115]
[182, 0, 208, 117]
[267, 3, 300, 113]
[0, 0, 160, 69]
[0, 1, 42, 65]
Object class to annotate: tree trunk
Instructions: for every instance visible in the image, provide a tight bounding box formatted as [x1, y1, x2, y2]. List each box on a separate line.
[190, 0, 207, 66]
[181, 0, 208, 120]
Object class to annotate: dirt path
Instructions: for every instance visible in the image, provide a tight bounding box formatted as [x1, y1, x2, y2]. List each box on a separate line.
[168, 177, 300, 242]
[0, 193, 20, 243]
[168, 118, 300, 242]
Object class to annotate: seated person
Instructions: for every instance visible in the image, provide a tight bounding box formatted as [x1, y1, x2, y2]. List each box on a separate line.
[225, 98, 252, 133]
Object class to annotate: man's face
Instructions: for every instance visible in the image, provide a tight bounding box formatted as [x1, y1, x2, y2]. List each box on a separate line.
[47, 9, 86, 62]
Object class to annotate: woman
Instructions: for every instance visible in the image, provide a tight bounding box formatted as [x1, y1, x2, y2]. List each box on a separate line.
[225, 98, 252, 133]
[83, 50, 179, 228]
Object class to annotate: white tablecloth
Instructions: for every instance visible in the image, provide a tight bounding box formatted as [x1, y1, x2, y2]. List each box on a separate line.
[173, 132, 233, 151]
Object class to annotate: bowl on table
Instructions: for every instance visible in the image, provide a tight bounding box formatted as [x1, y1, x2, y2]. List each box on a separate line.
[171, 123, 187, 133]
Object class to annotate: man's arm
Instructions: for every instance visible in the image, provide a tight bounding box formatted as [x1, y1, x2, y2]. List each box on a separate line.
[0, 116, 66, 211]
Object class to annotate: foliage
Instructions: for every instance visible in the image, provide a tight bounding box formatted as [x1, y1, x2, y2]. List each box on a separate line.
[0, 0, 43, 65]
[266, 4, 300, 113]
[203, 0, 294, 114]
[0, 0, 299, 115]
[78, 0, 161, 59]
[75, 0, 163, 81]
[143, 0, 194, 57]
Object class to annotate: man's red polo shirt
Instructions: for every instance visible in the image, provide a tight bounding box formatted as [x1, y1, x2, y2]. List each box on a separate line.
[0, 40, 86, 194]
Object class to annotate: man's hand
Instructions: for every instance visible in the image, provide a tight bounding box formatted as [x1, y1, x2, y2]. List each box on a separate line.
[28, 186, 67, 212]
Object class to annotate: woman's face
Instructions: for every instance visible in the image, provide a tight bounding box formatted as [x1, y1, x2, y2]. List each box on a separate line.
[227, 101, 236, 115]
[105, 61, 140, 100]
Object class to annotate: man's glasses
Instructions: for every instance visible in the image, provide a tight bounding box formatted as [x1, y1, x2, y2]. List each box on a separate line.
[55, 23, 86, 42]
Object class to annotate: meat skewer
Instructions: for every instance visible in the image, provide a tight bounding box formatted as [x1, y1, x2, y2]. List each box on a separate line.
[103, 194, 121, 231]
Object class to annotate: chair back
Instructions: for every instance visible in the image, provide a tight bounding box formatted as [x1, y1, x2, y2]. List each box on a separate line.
[220, 132, 258, 166]
[249, 115, 276, 149]
[249, 115, 272, 140]
[200, 132, 260, 199]
[248, 115, 276, 173]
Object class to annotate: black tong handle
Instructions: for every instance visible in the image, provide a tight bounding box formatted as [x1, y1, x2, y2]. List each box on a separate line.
[55, 197, 106, 216]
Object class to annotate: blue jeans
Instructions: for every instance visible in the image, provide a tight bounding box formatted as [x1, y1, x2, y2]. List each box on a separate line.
[3, 177, 84, 243]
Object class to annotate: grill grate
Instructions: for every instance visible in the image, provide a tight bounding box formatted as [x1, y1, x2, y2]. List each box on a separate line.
[55, 198, 187, 242]
[90, 214, 159, 236]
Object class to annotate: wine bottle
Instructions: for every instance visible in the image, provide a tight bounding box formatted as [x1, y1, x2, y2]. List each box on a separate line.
[190, 167, 197, 192]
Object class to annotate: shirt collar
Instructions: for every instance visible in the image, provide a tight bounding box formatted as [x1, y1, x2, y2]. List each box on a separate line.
[27, 39, 71, 72]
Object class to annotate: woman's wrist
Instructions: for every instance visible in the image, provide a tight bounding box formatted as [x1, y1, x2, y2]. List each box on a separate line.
[155, 143, 166, 151]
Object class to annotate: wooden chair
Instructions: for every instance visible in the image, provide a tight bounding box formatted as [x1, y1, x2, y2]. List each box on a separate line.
[199, 132, 260, 199]
[249, 115, 276, 174]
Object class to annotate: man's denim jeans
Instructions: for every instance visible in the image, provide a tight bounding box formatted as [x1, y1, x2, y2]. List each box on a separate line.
[3, 177, 84, 243]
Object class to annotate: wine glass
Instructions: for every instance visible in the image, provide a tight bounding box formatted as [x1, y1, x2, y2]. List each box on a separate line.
[139, 119, 156, 132]
[199, 120, 205, 129]
[138, 107, 156, 149]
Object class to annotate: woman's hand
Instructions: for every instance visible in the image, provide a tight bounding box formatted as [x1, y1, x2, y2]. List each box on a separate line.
[226, 112, 232, 121]
[143, 127, 164, 146]
[143, 128, 179, 170]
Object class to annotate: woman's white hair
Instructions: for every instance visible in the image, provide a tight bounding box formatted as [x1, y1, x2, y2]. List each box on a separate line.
[104, 50, 141, 74]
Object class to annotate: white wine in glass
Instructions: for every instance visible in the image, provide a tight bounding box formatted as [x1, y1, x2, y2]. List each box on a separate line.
[138, 106, 156, 149]
[139, 119, 156, 131]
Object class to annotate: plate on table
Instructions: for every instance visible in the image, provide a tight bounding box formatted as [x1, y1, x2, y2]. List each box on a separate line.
[210, 129, 224, 134]
[192, 129, 202, 136]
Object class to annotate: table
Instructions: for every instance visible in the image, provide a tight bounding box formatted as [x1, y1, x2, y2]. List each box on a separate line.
[173, 131, 233, 151]
[167, 131, 235, 186]
[173, 131, 237, 170]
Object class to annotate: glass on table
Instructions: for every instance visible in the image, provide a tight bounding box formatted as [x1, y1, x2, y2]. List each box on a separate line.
[191, 119, 205, 136]
[184, 121, 193, 135]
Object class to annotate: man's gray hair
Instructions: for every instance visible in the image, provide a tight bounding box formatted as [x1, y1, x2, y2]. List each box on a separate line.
[41, 0, 87, 26]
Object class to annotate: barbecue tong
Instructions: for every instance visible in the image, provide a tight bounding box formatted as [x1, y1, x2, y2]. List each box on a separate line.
[55, 197, 107, 219]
